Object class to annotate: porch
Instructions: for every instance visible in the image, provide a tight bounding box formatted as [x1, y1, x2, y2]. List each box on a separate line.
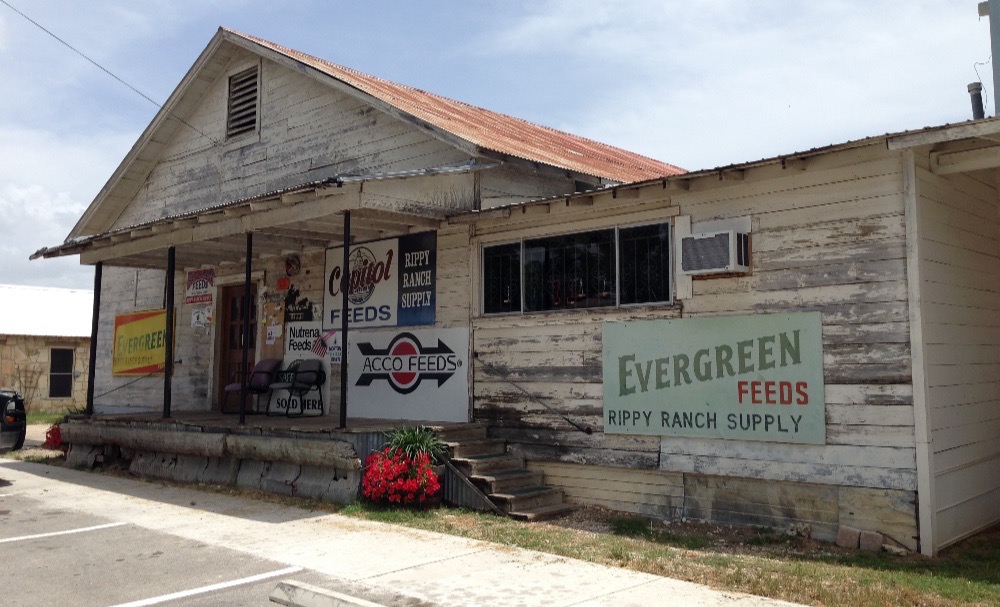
[58, 411, 482, 503]
[57, 411, 572, 519]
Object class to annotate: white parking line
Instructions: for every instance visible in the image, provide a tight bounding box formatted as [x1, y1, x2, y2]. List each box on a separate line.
[105, 566, 304, 607]
[0, 521, 128, 544]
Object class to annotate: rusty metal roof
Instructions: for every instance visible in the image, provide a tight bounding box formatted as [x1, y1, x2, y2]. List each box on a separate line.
[227, 28, 683, 183]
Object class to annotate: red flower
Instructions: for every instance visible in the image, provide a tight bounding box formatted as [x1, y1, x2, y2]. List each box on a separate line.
[362, 447, 441, 506]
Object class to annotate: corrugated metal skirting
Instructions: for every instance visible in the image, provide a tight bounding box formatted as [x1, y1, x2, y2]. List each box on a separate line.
[441, 460, 503, 514]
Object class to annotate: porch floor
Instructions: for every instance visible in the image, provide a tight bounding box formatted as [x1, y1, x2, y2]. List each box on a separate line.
[86, 410, 473, 436]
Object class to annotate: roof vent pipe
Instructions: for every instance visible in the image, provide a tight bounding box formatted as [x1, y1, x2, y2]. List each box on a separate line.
[969, 82, 986, 120]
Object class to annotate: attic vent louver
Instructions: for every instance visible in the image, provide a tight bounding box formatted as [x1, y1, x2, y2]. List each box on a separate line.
[226, 66, 259, 139]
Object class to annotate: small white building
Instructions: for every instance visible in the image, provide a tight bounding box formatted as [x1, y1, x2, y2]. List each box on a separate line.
[0, 284, 93, 413]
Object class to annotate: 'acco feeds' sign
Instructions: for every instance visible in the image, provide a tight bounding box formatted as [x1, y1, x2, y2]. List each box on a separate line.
[602, 312, 825, 444]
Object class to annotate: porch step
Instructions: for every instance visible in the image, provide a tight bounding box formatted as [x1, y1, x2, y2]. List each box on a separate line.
[509, 502, 578, 522]
[451, 452, 525, 476]
[434, 428, 574, 524]
[489, 486, 565, 514]
[448, 437, 507, 458]
[470, 469, 543, 494]
[430, 422, 489, 443]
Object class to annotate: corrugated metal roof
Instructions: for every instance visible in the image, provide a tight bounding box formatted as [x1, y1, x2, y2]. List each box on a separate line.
[0, 284, 93, 338]
[226, 28, 684, 183]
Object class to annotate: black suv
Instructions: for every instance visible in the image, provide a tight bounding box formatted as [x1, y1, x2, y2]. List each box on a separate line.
[0, 390, 26, 452]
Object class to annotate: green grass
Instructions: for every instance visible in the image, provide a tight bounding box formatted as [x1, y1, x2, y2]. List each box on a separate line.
[13, 454, 1000, 607]
[25, 412, 62, 425]
[339, 503, 1000, 607]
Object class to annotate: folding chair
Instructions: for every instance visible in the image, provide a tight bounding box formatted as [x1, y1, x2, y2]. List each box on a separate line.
[267, 358, 325, 417]
[222, 358, 282, 414]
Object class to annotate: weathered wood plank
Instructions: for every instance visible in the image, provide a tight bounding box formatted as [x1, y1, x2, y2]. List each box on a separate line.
[752, 214, 905, 253]
[825, 383, 913, 406]
[662, 452, 916, 491]
[507, 441, 660, 469]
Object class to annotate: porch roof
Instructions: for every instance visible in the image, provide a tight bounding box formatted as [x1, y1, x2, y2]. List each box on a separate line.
[31, 161, 493, 270]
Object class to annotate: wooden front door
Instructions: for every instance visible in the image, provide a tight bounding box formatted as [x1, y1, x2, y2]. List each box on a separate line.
[218, 284, 257, 412]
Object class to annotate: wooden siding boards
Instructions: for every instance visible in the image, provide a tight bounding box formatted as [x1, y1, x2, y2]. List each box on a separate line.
[912, 154, 1000, 552]
[115, 50, 470, 230]
[470, 141, 922, 544]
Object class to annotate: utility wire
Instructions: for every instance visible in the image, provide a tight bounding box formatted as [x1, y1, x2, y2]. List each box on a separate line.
[0, 0, 219, 145]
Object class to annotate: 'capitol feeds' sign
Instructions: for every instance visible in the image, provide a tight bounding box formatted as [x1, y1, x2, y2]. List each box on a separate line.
[322, 232, 436, 331]
[603, 312, 825, 444]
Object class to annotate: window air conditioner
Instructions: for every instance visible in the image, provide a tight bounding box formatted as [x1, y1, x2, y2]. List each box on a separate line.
[680, 230, 751, 275]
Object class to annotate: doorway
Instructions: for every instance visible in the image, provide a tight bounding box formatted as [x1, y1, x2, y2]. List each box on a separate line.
[218, 283, 257, 412]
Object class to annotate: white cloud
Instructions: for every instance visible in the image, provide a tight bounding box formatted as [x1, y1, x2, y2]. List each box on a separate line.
[0, 126, 134, 288]
[483, 1, 994, 168]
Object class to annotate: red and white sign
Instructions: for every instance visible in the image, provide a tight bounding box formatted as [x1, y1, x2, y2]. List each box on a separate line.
[184, 268, 215, 304]
[348, 328, 469, 422]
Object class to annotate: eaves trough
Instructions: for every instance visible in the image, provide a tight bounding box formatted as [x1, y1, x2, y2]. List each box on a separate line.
[32, 160, 496, 270]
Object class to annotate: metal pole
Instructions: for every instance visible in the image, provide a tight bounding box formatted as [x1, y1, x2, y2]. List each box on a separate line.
[85, 262, 102, 416]
[339, 211, 350, 429]
[163, 247, 175, 419]
[989, 0, 1000, 115]
[239, 232, 253, 426]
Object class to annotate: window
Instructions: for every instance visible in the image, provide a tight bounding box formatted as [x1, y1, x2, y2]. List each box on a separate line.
[524, 230, 615, 312]
[483, 243, 521, 314]
[619, 223, 671, 305]
[483, 222, 671, 314]
[49, 348, 74, 398]
[226, 66, 259, 139]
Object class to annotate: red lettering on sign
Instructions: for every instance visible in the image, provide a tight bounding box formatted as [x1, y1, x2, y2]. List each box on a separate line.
[737, 380, 809, 406]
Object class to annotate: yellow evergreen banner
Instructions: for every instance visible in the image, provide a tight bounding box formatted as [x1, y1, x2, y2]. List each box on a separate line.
[112, 309, 168, 375]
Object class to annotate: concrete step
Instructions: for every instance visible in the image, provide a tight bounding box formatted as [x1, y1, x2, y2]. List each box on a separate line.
[470, 469, 543, 494]
[448, 438, 507, 459]
[450, 452, 525, 476]
[489, 486, 565, 514]
[430, 422, 489, 443]
[509, 502, 577, 522]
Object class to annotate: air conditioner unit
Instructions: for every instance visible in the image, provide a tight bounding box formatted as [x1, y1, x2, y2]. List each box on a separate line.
[680, 230, 751, 275]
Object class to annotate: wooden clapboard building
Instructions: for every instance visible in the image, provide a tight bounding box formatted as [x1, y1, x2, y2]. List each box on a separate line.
[33, 27, 1000, 556]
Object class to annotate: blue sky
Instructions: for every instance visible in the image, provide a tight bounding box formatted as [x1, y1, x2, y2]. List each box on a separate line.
[0, 0, 993, 289]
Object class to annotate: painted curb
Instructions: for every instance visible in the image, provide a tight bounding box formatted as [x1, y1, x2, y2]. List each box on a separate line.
[269, 580, 387, 607]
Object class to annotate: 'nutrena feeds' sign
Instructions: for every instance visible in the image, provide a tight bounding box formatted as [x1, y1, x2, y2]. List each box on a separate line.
[602, 312, 825, 444]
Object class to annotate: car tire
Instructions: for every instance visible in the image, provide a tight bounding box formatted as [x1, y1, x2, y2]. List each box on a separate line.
[11, 426, 25, 451]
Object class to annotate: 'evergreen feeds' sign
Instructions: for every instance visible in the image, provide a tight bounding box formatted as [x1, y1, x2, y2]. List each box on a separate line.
[602, 313, 825, 444]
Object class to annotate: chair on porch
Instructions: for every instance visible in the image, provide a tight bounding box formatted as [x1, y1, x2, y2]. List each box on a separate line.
[266, 358, 326, 417]
[222, 358, 283, 414]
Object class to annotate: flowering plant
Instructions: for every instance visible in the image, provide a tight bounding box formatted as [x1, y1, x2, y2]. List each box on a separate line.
[362, 446, 441, 505]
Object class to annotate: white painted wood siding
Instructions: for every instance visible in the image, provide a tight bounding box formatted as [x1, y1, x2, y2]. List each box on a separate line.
[471, 143, 917, 497]
[113, 49, 469, 228]
[913, 158, 1000, 550]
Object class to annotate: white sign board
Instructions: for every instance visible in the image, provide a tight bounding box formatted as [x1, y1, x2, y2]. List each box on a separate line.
[348, 328, 469, 422]
[275, 321, 334, 415]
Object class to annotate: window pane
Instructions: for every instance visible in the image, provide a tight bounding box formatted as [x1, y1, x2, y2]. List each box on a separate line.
[524, 230, 615, 312]
[51, 348, 74, 373]
[49, 349, 74, 398]
[619, 223, 671, 305]
[483, 243, 521, 313]
[50, 375, 72, 398]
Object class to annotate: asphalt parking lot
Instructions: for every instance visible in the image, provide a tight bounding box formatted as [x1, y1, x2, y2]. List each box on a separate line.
[0, 482, 343, 606]
[0, 433, 804, 607]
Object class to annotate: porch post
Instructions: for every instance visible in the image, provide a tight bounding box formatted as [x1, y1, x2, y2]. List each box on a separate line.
[85, 262, 102, 416]
[339, 211, 350, 429]
[163, 247, 175, 419]
[239, 232, 253, 426]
